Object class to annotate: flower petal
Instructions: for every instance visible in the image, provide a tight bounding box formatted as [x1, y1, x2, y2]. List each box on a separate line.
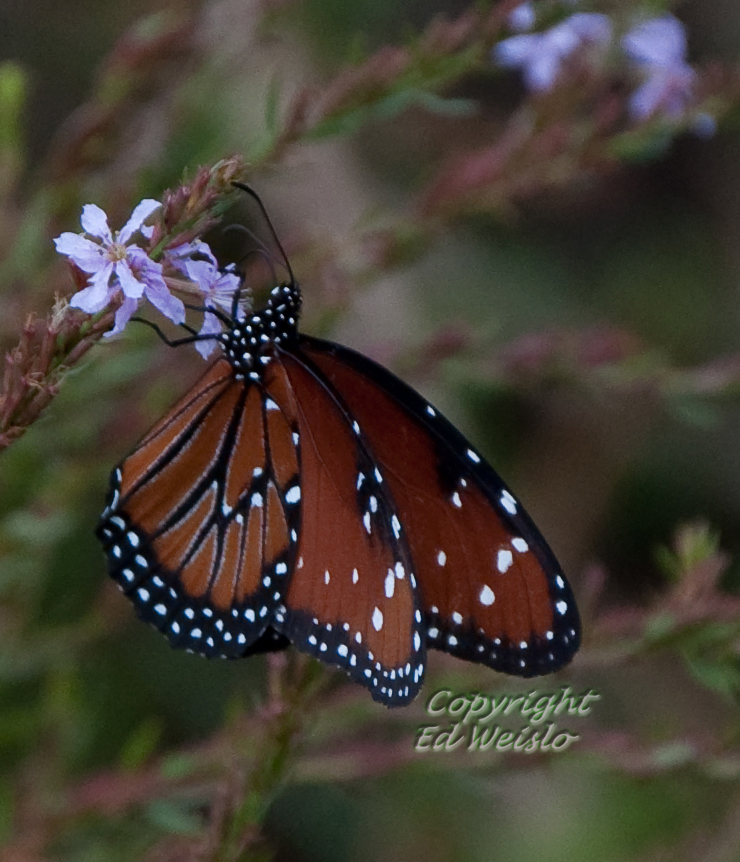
[118, 199, 161, 244]
[54, 232, 101, 259]
[55, 233, 107, 274]
[166, 241, 220, 286]
[115, 260, 146, 300]
[508, 2, 535, 32]
[69, 265, 115, 313]
[105, 297, 140, 337]
[493, 34, 538, 68]
[143, 281, 186, 326]
[167, 240, 218, 266]
[193, 311, 223, 359]
[623, 15, 686, 67]
[209, 271, 243, 312]
[80, 204, 113, 243]
[566, 13, 612, 45]
[182, 257, 219, 291]
[628, 64, 695, 120]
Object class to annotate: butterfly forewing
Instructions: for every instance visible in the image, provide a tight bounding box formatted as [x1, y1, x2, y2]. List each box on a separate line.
[277, 352, 425, 706]
[97, 358, 301, 658]
[297, 336, 580, 677]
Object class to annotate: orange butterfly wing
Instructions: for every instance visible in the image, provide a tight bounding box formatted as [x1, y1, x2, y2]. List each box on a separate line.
[98, 359, 300, 658]
[296, 337, 580, 676]
[275, 351, 425, 705]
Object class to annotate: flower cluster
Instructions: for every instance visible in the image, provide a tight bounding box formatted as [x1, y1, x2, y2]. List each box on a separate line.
[494, 6, 711, 129]
[494, 10, 612, 93]
[166, 240, 244, 358]
[55, 201, 244, 359]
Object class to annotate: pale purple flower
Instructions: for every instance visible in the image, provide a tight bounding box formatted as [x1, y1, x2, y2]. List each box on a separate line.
[508, 2, 535, 33]
[54, 200, 185, 336]
[166, 240, 244, 359]
[622, 14, 688, 67]
[628, 64, 697, 120]
[622, 15, 702, 123]
[494, 13, 612, 91]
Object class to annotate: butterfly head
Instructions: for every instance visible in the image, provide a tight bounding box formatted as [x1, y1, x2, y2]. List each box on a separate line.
[218, 281, 302, 381]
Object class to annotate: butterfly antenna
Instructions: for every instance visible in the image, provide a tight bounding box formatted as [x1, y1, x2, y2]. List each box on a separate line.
[232, 182, 296, 287]
[132, 316, 216, 348]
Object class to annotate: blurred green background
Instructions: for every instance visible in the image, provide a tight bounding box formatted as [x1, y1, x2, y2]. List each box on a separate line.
[2, 0, 740, 860]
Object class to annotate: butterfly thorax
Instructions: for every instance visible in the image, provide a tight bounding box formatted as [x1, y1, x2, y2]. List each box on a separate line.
[218, 282, 302, 381]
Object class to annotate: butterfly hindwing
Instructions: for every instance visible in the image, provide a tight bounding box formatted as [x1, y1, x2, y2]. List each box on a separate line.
[97, 358, 301, 658]
[276, 351, 426, 706]
[296, 336, 580, 677]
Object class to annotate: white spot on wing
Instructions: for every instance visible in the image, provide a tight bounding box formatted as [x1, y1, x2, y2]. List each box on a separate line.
[437, 550, 446, 567]
[372, 607, 383, 631]
[512, 537, 529, 553]
[500, 490, 517, 514]
[479, 585, 495, 606]
[384, 569, 395, 598]
[467, 448, 481, 463]
[497, 549, 513, 573]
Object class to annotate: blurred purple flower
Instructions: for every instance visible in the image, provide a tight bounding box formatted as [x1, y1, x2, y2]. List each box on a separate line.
[622, 15, 704, 124]
[508, 2, 535, 33]
[494, 13, 613, 92]
[167, 240, 244, 359]
[622, 14, 687, 67]
[54, 200, 185, 336]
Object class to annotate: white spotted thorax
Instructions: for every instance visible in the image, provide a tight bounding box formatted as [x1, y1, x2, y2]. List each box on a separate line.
[218, 283, 302, 381]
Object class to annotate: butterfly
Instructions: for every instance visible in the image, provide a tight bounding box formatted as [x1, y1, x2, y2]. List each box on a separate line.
[97, 185, 580, 707]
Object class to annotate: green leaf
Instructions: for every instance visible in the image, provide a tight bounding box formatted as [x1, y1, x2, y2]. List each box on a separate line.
[145, 799, 203, 836]
[118, 716, 163, 771]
